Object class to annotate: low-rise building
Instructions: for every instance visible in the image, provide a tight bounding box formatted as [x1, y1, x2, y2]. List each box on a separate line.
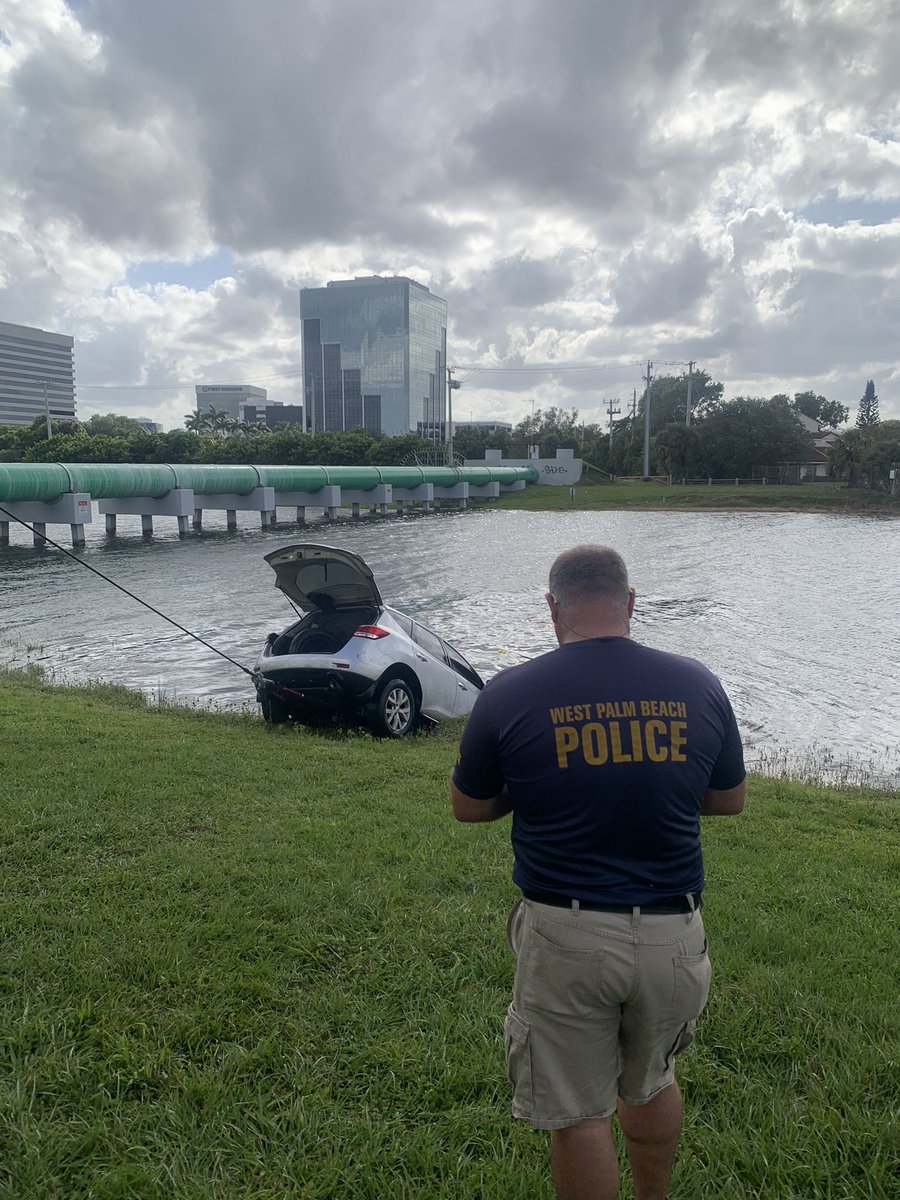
[0, 320, 76, 426]
[195, 384, 267, 421]
[452, 419, 513, 435]
[241, 402, 304, 430]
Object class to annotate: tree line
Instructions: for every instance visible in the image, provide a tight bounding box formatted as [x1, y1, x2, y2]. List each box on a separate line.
[0, 412, 438, 468]
[0, 379, 896, 491]
[454, 375, 898, 491]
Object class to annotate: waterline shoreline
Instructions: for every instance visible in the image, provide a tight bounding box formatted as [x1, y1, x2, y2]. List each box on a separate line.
[498, 480, 900, 515]
[4, 664, 897, 793]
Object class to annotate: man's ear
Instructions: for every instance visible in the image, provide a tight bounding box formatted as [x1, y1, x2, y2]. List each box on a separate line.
[627, 588, 636, 618]
[545, 591, 559, 622]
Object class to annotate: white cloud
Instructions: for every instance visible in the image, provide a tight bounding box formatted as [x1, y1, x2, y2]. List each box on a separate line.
[0, 0, 898, 430]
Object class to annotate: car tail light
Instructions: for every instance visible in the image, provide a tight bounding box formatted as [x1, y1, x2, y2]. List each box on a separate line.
[353, 625, 391, 640]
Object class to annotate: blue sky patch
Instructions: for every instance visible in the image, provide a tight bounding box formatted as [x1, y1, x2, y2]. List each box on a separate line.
[798, 193, 900, 227]
[126, 249, 235, 291]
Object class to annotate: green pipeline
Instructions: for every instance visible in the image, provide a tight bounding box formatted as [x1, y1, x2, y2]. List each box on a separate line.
[0, 462, 539, 503]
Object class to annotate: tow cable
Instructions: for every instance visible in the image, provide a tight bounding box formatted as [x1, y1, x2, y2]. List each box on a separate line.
[0, 505, 306, 700]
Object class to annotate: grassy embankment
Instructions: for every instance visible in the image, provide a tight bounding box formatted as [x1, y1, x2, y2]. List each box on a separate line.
[1, 668, 897, 1199]
[497, 480, 899, 514]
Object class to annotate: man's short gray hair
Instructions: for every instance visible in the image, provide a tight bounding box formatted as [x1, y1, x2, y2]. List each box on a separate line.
[548, 545, 630, 608]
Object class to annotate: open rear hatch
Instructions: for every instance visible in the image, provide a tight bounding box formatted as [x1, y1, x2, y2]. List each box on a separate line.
[264, 543, 383, 613]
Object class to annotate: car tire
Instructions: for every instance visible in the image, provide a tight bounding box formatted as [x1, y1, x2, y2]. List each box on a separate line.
[261, 689, 291, 724]
[289, 630, 340, 655]
[371, 677, 418, 738]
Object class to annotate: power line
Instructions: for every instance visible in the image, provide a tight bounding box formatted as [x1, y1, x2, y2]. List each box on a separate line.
[455, 360, 644, 375]
[77, 367, 304, 390]
[76, 357, 694, 391]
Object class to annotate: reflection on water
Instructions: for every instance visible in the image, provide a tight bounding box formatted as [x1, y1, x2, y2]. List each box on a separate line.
[1, 505, 898, 785]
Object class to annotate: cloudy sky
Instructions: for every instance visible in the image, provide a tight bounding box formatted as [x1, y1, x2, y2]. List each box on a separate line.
[2, 0, 899, 430]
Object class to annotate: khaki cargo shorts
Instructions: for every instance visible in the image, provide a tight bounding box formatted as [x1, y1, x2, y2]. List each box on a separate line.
[504, 897, 712, 1130]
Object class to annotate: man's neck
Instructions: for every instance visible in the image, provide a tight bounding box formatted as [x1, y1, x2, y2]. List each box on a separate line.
[556, 618, 630, 644]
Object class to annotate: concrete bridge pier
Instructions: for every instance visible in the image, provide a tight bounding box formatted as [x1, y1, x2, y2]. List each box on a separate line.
[0, 493, 92, 548]
[190, 487, 276, 530]
[272, 486, 342, 523]
[433, 482, 469, 510]
[467, 482, 501, 502]
[341, 485, 392, 518]
[99, 489, 195, 538]
[392, 483, 434, 513]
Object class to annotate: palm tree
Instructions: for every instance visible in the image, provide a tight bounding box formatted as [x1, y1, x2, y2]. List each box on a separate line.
[184, 410, 207, 433]
[184, 405, 226, 434]
[207, 408, 233, 438]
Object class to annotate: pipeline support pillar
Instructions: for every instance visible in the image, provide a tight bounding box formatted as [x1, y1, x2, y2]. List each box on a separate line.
[0, 493, 92, 548]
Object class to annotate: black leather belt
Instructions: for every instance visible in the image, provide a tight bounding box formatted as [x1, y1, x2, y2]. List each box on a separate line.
[523, 889, 702, 914]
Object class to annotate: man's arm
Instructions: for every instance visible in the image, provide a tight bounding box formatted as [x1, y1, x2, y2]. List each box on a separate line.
[451, 780, 513, 823]
[700, 778, 746, 815]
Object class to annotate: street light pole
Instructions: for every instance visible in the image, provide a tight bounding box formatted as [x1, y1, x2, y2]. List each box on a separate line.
[447, 367, 461, 464]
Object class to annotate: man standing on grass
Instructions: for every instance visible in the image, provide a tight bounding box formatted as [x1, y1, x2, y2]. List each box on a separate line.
[450, 545, 745, 1200]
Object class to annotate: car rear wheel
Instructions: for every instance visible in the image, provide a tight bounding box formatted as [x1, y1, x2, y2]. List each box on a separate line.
[261, 689, 291, 724]
[371, 677, 418, 738]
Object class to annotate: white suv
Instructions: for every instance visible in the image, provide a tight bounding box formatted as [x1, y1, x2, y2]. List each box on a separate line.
[254, 543, 484, 736]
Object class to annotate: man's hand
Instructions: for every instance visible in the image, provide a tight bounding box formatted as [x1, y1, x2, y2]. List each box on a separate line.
[451, 780, 513, 823]
[700, 778, 746, 815]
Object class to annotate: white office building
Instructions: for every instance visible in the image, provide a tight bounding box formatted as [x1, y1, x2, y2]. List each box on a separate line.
[194, 384, 267, 421]
[0, 320, 76, 426]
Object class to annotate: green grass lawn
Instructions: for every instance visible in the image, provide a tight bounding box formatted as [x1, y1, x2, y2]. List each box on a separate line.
[498, 481, 899, 514]
[1, 669, 897, 1198]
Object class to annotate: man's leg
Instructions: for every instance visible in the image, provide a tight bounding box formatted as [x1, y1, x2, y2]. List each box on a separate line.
[550, 1116, 620, 1200]
[617, 1080, 682, 1200]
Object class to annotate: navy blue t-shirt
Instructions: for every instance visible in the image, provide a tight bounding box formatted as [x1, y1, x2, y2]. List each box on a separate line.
[452, 637, 745, 905]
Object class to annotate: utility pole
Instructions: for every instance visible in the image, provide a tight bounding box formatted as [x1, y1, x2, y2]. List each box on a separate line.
[446, 366, 461, 464]
[685, 360, 695, 427]
[605, 397, 621, 448]
[34, 378, 52, 439]
[642, 360, 653, 478]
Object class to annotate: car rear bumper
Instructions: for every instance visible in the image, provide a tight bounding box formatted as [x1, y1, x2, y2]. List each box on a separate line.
[254, 667, 376, 713]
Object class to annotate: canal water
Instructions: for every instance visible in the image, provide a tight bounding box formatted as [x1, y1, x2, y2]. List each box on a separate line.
[1, 505, 898, 785]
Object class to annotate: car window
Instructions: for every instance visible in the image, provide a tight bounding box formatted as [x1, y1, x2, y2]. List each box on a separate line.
[442, 640, 483, 687]
[412, 623, 446, 662]
[386, 609, 413, 636]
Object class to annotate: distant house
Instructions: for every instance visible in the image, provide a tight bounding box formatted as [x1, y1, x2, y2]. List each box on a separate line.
[753, 410, 839, 483]
[793, 410, 839, 479]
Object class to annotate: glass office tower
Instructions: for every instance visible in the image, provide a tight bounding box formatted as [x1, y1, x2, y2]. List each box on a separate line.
[0, 321, 76, 426]
[300, 277, 447, 437]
